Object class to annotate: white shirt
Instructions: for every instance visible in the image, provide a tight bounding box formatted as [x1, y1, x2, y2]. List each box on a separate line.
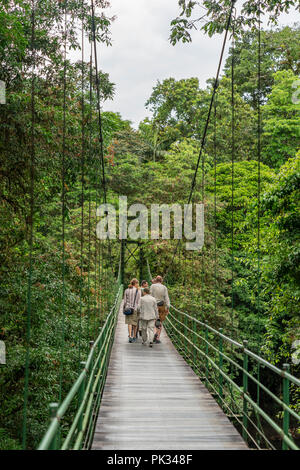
[138, 294, 158, 321]
[150, 283, 170, 308]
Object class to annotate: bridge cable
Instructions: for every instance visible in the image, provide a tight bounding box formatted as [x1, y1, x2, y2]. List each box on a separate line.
[213, 85, 218, 327]
[229, 10, 237, 413]
[94, 191, 98, 339]
[90, 0, 114, 272]
[163, 0, 237, 283]
[87, 40, 93, 344]
[90, 0, 107, 204]
[231, 9, 236, 339]
[22, 0, 36, 449]
[78, 0, 85, 365]
[90, 1, 101, 340]
[99, 241, 103, 322]
[256, 1, 262, 408]
[58, 2, 68, 405]
[90, 2, 108, 337]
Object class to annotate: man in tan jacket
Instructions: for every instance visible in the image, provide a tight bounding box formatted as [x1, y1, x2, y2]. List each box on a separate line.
[150, 275, 170, 344]
[137, 288, 158, 348]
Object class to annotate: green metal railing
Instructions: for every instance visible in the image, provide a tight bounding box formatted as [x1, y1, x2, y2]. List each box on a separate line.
[38, 284, 123, 450]
[164, 305, 300, 450]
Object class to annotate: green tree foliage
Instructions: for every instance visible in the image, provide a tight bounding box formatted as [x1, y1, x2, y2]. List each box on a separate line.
[244, 153, 300, 364]
[144, 77, 208, 149]
[0, 1, 115, 88]
[262, 70, 300, 169]
[170, 0, 299, 42]
[205, 77, 257, 162]
[206, 160, 275, 237]
[144, 76, 257, 162]
[223, 25, 300, 107]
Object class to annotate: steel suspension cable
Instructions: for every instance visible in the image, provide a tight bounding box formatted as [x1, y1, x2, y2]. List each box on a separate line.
[93, 196, 98, 339]
[90, 0, 107, 205]
[187, 0, 237, 206]
[59, 3, 68, 404]
[87, 41, 93, 344]
[163, 0, 237, 283]
[90, 0, 114, 278]
[213, 89, 218, 322]
[89, 5, 105, 339]
[256, 2, 262, 407]
[78, 0, 85, 365]
[87, 189, 92, 343]
[99, 240, 103, 322]
[201, 135, 205, 321]
[231, 10, 236, 338]
[98, 228, 102, 332]
[229, 16, 237, 411]
[22, 0, 36, 449]
[257, 5, 262, 348]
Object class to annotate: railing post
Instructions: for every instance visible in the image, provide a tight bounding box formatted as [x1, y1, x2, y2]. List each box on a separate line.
[193, 318, 196, 368]
[120, 240, 125, 285]
[184, 314, 187, 359]
[89, 340, 94, 373]
[205, 322, 209, 383]
[219, 328, 223, 401]
[78, 360, 87, 448]
[97, 326, 102, 355]
[98, 327, 104, 373]
[49, 403, 59, 450]
[95, 327, 104, 418]
[282, 363, 290, 450]
[242, 340, 248, 443]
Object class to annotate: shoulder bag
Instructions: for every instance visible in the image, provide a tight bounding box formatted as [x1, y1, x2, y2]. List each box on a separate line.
[123, 288, 138, 315]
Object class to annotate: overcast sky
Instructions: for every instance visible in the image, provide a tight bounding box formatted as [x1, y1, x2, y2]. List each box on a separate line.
[79, 1, 298, 128]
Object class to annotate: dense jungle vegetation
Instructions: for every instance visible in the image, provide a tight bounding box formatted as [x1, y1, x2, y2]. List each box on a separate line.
[0, 0, 299, 450]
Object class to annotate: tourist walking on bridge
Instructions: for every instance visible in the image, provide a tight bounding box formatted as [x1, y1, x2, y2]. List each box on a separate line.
[137, 287, 158, 347]
[136, 280, 149, 338]
[140, 280, 149, 295]
[150, 275, 170, 344]
[123, 278, 141, 343]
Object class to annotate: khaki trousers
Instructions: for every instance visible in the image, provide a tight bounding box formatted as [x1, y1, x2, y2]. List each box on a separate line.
[140, 319, 155, 344]
[158, 305, 168, 321]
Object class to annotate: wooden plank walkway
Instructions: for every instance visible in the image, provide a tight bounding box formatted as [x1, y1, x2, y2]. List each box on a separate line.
[92, 304, 247, 450]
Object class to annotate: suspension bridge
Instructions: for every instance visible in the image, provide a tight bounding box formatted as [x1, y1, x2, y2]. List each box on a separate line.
[16, 0, 299, 452]
[36, 255, 300, 451]
[91, 304, 247, 451]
